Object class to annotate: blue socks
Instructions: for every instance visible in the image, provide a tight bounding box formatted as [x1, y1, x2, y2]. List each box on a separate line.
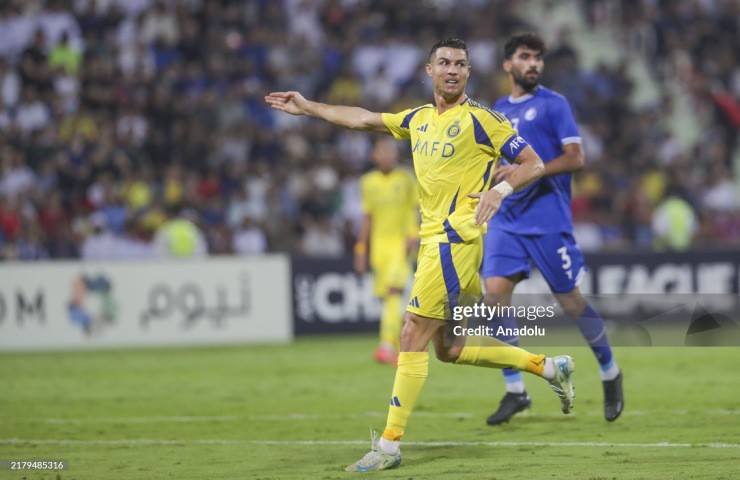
[495, 302, 619, 389]
[494, 312, 526, 392]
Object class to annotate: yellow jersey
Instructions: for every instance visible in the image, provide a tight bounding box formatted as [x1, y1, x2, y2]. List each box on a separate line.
[382, 98, 527, 244]
[360, 167, 418, 253]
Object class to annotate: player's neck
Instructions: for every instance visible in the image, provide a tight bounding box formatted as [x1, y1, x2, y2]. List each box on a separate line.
[434, 93, 467, 115]
[511, 84, 538, 99]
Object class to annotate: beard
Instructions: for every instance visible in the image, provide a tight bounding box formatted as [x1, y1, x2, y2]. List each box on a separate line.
[513, 70, 540, 92]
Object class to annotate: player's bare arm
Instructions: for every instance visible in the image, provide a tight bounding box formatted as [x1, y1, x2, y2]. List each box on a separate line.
[469, 146, 544, 225]
[354, 213, 371, 273]
[264, 91, 390, 134]
[542, 143, 584, 176]
[494, 143, 583, 183]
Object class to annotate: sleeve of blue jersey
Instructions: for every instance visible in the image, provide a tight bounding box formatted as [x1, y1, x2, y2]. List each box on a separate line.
[550, 94, 581, 145]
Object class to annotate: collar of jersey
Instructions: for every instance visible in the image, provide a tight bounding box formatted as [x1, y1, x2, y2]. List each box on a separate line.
[508, 86, 542, 103]
[508, 92, 535, 104]
[434, 96, 469, 116]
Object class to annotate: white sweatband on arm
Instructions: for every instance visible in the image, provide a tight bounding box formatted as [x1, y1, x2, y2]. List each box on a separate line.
[493, 181, 513, 198]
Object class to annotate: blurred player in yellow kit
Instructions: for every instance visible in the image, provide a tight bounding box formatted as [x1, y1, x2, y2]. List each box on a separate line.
[354, 137, 419, 364]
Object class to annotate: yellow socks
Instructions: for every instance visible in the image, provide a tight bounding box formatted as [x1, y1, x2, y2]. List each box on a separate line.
[382, 352, 429, 441]
[379, 293, 403, 351]
[379, 346, 547, 442]
[455, 343, 546, 376]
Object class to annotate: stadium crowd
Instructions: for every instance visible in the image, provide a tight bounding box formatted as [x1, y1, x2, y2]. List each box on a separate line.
[0, 0, 737, 261]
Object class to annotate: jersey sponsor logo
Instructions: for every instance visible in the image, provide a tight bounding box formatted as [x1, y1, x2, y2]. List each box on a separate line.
[525, 107, 537, 121]
[417, 124, 429, 132]
[412, 139, 455, 158]
[446, 120, 461, 138]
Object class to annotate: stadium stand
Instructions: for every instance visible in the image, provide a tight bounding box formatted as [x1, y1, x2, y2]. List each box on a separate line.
[0, 0, 737, 260]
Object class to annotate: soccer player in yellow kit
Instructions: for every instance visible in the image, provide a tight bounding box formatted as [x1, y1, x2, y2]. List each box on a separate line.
[355, 137, 419, 365]
[266, 38, 576, 472]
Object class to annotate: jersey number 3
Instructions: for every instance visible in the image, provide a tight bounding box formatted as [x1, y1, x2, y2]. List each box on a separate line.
[557, 246, 572, 280]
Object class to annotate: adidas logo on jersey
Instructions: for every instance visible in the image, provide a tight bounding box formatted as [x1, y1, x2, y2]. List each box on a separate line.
[416, 124, 429, 132]
[409, 296, 420, 308]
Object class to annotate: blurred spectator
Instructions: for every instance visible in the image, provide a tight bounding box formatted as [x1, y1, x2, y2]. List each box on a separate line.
[37, 190, 69, 238]
[19, 29, 53, 96]
[0, 58, 20, 107]
[117, 220, 154, 259]
[16, 223, 50, 261]
[141, 1, 179, 47]
[46, 222, 79, 258]
[651, 185, 699, 252]
[0, 147, 36, 197]
[15, 87, 51, 135]
[81, 212, 121, 259]
[49, 32, 82, 76]
[0, 194, 22, 243]
[38, 0, 83, 51]
[301, 216, 344, 258]
[232, 216, 267, 255]
[152, 206, 207, 258]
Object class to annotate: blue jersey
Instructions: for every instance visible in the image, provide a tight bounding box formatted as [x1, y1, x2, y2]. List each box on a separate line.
[491, 86, 581, 234]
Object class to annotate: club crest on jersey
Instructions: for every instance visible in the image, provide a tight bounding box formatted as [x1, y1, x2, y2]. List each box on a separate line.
[446, 120, 461, 138]
[525, 107, 537, 121]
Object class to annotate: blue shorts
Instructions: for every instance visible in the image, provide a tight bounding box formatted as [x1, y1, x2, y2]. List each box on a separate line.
[482, 229, 586, 294]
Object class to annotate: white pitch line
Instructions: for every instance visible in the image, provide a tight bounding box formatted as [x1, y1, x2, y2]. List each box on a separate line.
[247, 412, 475, 421]
[1, 438, 739, 449]
[39, 413, 474, 424]
[37, 409, 740, 424]
[42, 416, 237, 424]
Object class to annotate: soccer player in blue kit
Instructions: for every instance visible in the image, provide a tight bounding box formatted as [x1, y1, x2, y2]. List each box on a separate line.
[483, 33, 624, 424]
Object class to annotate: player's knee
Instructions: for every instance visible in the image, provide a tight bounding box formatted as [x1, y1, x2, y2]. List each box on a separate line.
[435, 344, 462, 363]
[399, 312, 419, 339]
[483, 276, 518, 301]
[483, 292, 510, 307]
[399, 312, 430, 349]
[558, 293, 586, 317]
[400, 311, 447, 352]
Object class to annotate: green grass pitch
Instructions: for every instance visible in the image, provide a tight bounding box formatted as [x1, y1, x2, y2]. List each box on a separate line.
[1, 335, 739, 479]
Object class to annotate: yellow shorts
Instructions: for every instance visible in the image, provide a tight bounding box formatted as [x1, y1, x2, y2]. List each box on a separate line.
[406, 236, 483, 320]
[370, 242, 410, 296]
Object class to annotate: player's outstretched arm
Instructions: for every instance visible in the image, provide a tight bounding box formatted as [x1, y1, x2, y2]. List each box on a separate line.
[264, 91, 390, 134]
[468, 146, 544, 225]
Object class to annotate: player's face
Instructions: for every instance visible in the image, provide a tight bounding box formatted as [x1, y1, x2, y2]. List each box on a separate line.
[372, 138, 398, 173]
[505, 46, 544, 92]
[426, 47, 470, 101]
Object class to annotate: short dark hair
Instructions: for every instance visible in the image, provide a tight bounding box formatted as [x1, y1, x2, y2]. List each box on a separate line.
[504, 32, 547, 59]
[429, 38, 469, 61]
